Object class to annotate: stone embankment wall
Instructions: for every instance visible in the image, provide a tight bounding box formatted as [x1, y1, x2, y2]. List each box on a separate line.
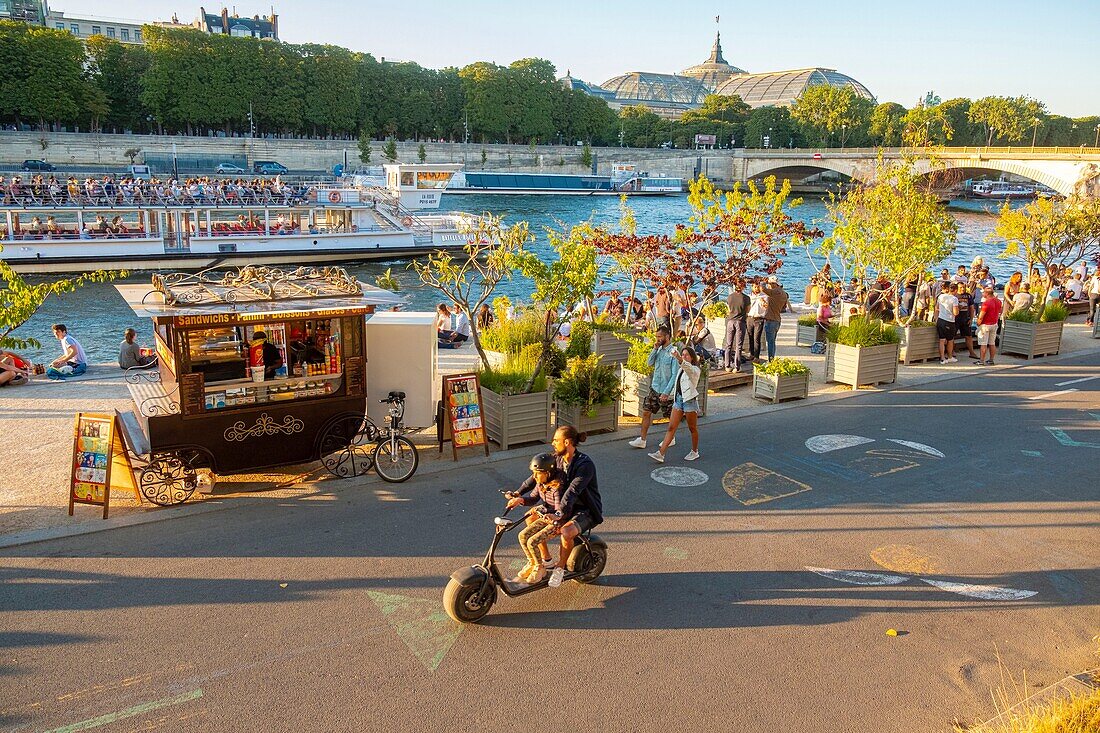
[0, 130, 740, 180]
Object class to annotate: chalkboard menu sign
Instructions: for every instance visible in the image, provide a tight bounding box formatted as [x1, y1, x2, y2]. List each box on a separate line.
[441, 372, 489, 460]
[68, 413, 139, 519]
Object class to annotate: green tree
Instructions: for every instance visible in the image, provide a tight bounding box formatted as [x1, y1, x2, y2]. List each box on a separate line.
[579, 142, 593, 169]
[85, 36, 151, 132]
[791, 85, 874, 146]
[299, 44, 360, 136]
[744, 106, 798, 149]
[357, 128, 372, 164]
[417, 143, 427, 163]
[869, 102, 907, 147]
[901, 103, 954, 147]
[937, 98, 979, 145]
[821, 156, 959, 323]
[0, 260, 122, 351]
[968, 95, 1046, 146]
[383, 138, 398, 162]
[619, 105, 667, 147]
[10, 24, 87, 129]
[412, 215, 531, 366]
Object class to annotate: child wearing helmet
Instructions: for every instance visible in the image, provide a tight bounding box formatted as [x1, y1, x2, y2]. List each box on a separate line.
[505, 453, 566, 584]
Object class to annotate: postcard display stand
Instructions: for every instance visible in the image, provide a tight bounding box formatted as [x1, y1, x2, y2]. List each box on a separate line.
[69, 413, 141, 519]
[441, 372, 489, 461]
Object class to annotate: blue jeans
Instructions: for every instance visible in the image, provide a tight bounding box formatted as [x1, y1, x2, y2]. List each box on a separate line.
[763, 319, 781, 360]
[47, 362, 87, 380]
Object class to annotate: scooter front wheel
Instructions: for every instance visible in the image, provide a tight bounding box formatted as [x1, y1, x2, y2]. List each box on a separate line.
[443, 579, 496, 623]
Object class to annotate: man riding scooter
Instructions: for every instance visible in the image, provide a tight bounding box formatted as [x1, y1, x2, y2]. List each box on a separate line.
[542, 425, 604, 588]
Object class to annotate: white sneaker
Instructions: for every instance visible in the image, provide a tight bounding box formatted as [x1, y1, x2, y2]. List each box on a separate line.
[684, 450, 700, 461]
[948, 357, 958, 363]
[648, 451, 665, 463]
[669, 437, 676, 447]
[940, 358, 948, 365]
[548, 567, 565, 588]
[628, 437, 646, 449]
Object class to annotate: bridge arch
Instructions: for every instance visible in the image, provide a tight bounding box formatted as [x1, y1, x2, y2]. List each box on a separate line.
[742, 161, 874, 186]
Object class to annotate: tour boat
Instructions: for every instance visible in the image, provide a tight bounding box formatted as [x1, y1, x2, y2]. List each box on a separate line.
[0, 164, 471, 274]
[447, 164, 682, 196]
[965, 180, 1040, 200]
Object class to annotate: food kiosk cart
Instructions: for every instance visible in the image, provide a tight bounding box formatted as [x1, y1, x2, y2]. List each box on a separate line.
[116, 265, 403, 505]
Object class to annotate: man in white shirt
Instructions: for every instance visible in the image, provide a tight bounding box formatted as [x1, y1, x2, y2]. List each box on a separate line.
[1066, 273, 1084, 301]
[936, 283, 960, 364]
[46, 323, 88, 379]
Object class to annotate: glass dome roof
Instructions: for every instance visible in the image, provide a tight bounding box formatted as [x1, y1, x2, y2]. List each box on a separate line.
[680, 32, 747, 90]
[599, 72, 711, 105]
[715, 68, 875, 108]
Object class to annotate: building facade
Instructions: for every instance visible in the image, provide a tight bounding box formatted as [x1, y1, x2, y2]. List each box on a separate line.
[12, 4, 278, 45]
[0, 0, 47, 23]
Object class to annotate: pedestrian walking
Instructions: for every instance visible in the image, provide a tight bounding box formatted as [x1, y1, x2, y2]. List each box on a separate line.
[628, 326, 678, 450]
[1087, 270, 1100, 326]
[746, 282, 769, 362]
[648, 345, 701, 463]
[723, 278, 748, 372]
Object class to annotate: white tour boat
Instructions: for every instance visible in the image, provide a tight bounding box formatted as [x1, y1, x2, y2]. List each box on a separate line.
[0, 164, 469, 274]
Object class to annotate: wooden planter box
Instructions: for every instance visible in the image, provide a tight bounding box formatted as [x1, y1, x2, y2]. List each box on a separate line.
[795, 323, 824, 347]
[1000, 319, 1064, 359]
[555, 400, 619, 435]
[620, 367, 648, 417]
[825, 342, 900, 389]
[480, 387, 552, 451]
[592, 331, 631, 366]
[753, 371, 810, 403]
[1093, 307, 1099, 339]
[897, 324, 940, 365]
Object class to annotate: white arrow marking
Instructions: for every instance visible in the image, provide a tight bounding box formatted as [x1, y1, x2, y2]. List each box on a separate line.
[1029, 388, 1079, 401]
[805, 567, 910, 586]
[920, 578, 1038, 601]
[805, 434, 876, 454]
[885, 439, 945, 458]
[1055, 375, 1099, 387]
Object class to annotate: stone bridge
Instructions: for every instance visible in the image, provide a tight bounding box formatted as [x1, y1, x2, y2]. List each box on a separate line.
[733, 147, 1100, 197]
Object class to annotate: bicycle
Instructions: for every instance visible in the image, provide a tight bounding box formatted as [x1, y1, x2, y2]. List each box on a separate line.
[319, 391, 420, 483]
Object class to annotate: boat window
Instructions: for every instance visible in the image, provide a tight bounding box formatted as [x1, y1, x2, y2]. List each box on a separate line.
[204, 209, 265, 236]
[320, 209, 350, 233]
[416, 171, 453, 189]
[400, 172, 415, 187]
[269, 211, 301, 234]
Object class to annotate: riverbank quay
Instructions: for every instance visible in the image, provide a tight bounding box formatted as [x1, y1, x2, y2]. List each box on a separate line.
[2, 315, 1098, 549]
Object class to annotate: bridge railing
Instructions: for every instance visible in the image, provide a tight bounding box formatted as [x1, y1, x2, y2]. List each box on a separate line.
[732, 146, 1100, 158]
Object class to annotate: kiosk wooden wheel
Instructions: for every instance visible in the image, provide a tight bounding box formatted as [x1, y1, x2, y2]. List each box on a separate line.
[139, 451, 199, 506]
[319, 414, 377, 478]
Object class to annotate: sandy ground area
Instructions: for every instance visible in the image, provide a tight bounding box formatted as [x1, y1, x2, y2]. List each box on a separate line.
[2, 315, 1097, 543]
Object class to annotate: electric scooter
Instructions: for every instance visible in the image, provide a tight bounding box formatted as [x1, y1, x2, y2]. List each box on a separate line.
[443, 492, 608, 623]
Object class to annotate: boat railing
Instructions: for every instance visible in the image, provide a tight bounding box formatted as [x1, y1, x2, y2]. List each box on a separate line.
[1, 188, 311, 209]
[3, 229, 155, 241]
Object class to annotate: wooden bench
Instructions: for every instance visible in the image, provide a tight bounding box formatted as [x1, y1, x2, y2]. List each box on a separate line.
[1065, 299, 1092, 316]
[707, 369, 752, 391]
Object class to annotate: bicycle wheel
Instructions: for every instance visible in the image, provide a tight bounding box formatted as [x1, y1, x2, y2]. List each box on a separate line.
[372, 435, 419, 483]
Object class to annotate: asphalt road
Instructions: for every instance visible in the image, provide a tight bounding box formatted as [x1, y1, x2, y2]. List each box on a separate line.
[3, 355, 1098, 733]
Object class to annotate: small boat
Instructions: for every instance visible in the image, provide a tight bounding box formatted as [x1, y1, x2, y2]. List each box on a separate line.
[965, 180, 1040, 200]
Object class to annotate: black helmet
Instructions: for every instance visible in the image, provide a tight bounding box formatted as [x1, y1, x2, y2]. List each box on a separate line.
[529, 453, 555, 472]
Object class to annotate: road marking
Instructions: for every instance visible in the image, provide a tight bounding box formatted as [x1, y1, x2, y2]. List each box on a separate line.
[920, 578, 1038, 601]
[852, 449, 923, 478]
[42, 689, 203, 733]
[1029, 388, 1079, 401]
[1044, 426, 1100, 449]
[806, 567, 909, 585]
[885, 439, 945, 458]
[650, 467, 709, 487]
[1055, 375, 1100, 386]
[366, 591, 462, 672]
[1021, 450, 1043, 457]
[870, 544, 943, 575]
[722, 462, 811, 505]
[805, 434, 875, 454]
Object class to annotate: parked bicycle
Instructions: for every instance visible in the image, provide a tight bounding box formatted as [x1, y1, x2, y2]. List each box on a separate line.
[319, 391, 420, 483]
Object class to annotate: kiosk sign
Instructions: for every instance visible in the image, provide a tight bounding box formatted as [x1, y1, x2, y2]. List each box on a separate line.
[68, 413, 139, 519]
[442, 372, 489, 460]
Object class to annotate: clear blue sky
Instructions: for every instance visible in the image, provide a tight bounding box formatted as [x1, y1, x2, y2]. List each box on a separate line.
[51, 0, 1100, 117]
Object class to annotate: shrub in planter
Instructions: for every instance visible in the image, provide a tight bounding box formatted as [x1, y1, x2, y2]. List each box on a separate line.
[753, 357, 811, 403]
[481, 308, 544, 355]
[565, 319, 594, 359]
[620, 332, 657, 417]
[1001, 302, 1068, 359]
[478, 352, 552, 450]
[553, 354, 623, 433]
[796, 312, 823, 347]
[824, 317, 901, 388]
[701, 302, 729, 319]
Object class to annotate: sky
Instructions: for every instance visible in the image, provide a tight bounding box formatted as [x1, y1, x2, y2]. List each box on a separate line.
[49, 0, 1100, 117]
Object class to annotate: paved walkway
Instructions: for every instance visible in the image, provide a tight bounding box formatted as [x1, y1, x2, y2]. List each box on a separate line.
[2, 315, 1097, 546]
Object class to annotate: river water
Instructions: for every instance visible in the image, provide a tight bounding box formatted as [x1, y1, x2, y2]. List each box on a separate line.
[13, 194, 1022, 364]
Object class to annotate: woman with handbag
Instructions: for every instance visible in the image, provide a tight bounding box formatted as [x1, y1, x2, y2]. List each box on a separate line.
[648, 346, 702, 463]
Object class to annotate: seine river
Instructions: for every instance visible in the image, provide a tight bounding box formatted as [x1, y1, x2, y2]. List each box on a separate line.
[15, 194, 1021, 364]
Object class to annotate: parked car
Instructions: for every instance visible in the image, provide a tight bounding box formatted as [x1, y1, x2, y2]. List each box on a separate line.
[21, 159, 55, 171]
[127, 164, 152, 180]
[252, 160, 288, 175]
[216, 162, 246, 174]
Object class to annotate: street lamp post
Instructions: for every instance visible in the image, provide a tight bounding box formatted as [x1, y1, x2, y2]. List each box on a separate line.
[841, 124, 848, 149]
[1031, 117, 1040, 149]
[1095, 124, 1100, 148]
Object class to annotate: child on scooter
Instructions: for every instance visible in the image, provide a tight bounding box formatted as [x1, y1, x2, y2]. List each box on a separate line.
[505, 453, 565, 584]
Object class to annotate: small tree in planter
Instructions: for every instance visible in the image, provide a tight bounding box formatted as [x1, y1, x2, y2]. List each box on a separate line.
[701, 300, 729, 343]
[824, 316, 901, 389]
[753, 357, 811, 403]
[477, 351, 551, 450]
[620, 331, 657, 417]
[412, 214, 531, 367]
[1001, 301, 1069, 359]
[553, 354, 623, 434]
[795, 313, 822, 347]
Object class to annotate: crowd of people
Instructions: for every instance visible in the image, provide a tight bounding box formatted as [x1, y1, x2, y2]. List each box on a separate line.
[0, 174, 307, 210]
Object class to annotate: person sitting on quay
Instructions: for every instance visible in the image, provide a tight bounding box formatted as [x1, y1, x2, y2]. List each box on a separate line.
[438, 304, 470, 348]
[0, 350, 33, 387]
[1065, 273, 1085, 302]
[118, 328, 155, 370]
[46, 323, 88, 380]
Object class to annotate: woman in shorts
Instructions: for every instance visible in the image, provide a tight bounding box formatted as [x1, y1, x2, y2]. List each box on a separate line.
[649, 346, 702, 463]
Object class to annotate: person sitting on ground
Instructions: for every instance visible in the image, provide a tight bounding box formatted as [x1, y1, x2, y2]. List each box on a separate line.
[505, 453, 567, 585]
[1046, 279, 1064, 303]
[0, 350, 33, 387]
[439, 304, 471, 347]
[46, 323, 88, 380]
[689, 316, 716, 363]
[435, 303, 452, 337]
[476, 303, 494, 332]
[1012, 283, 1034, 312]
[118, 328, 154, 370]
[1066, 273, 1085, 302]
